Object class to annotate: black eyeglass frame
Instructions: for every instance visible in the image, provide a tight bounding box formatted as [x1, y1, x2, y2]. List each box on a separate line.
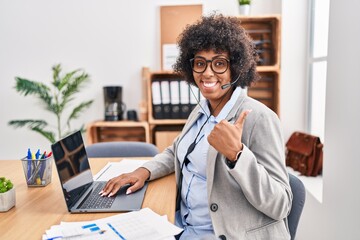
[189, 56, 230, 74]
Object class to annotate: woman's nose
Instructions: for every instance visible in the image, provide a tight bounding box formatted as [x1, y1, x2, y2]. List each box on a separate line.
[202, 62, 214, 76]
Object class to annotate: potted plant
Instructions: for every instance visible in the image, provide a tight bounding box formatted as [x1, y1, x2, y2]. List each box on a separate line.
[0, 177, 15, 212]
[238, 0, 251, 15]
[8, 64, 94, 143]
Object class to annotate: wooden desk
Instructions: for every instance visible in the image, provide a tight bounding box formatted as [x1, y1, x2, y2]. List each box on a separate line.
[0, 158, 176, 240]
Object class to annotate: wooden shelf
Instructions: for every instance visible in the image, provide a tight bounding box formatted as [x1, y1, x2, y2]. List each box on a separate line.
[86, 121, 150, 144]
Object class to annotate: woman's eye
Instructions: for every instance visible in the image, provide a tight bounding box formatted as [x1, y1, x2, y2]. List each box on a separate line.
[215, 60, 225, 66]
[196, 61, 205, 67]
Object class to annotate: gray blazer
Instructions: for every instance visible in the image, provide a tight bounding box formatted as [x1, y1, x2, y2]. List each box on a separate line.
[143, 89, 292, 240]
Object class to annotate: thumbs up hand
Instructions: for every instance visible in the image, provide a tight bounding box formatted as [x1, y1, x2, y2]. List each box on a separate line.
[207, 109, 252, 161]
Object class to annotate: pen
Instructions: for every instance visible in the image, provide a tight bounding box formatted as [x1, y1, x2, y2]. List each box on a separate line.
[46, 230, 106, 240]
[27, 148, 32, 159]
[35, 149, 41, 159]
[27, 148, 32, 182]
[38, 151, 47, 182]
[41, 151, 47, 159]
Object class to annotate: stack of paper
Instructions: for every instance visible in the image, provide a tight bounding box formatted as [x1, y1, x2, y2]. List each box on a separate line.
[42, 208, 182, 240]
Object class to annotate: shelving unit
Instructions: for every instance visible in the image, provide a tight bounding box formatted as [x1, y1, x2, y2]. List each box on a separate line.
[86, 15, 281, 152]
[240, 15, 281, 115]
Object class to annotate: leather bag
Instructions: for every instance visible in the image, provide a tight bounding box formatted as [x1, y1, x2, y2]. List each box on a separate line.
[285, 132, 323, 176]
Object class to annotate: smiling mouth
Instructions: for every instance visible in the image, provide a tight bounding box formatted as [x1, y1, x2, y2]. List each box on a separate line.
[202, 81, 217, 88]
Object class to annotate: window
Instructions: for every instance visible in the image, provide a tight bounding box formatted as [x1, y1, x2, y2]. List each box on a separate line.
[308, 0, 330, 142]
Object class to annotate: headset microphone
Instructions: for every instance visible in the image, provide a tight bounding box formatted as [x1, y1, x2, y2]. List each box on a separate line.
[221, 73, 241, 90]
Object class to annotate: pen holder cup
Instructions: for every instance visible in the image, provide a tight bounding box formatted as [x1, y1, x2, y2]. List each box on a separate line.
[21, 156, 53, 187]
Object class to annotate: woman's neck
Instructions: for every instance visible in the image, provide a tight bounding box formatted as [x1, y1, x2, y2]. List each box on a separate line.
[208, 89, 233, 117]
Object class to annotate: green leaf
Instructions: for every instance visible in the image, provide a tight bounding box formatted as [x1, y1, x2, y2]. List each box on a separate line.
[9, 64, 93, 143]
[15, 77, 53, 108]
[0, 177, 13, 192]
[62, 72, 90, 99]
[239, 0, 251, 5]
[8, 120, 56, 142]
[52, 64, 62, 87]
[56, 69, 80, 91]
[66, 100, 94, 124]
[31, 127, 56, 143]
[8, 120, 48, 129]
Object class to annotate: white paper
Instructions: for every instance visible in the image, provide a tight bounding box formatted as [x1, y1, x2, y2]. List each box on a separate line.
[94, 159, 149, 181]
[162, 44, 179, 71]
[43, 208, 182, 240]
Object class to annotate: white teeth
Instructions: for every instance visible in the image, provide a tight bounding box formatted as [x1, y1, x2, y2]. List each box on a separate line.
[203, 82, 216, 87]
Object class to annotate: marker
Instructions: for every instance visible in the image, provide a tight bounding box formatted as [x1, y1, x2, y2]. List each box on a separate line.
[41, 151, 47, 159]
[27, 148, 32, 182]
[27, 148, 32, 159]
[35, 149, 41, 159]
[39, 151, 47, 180]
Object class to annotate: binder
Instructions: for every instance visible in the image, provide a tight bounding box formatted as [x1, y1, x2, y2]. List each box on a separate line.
[151, 81, 163, 119]
[179, 80, 191, 119]
[160, 80, 171, 119]
[170, 80, 181, 119]
[189, 84, 200, 113]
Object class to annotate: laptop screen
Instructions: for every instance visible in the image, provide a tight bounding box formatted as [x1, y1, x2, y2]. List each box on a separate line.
[51, 130, 93, 209]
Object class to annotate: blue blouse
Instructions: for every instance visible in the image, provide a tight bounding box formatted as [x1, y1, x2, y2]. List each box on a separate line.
[175, 87, 242, 239]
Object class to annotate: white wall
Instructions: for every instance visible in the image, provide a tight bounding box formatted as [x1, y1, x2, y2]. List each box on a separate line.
[280, 1, 308, 138]
[0, 0, 281, 159]
[286, 0, 360, 239]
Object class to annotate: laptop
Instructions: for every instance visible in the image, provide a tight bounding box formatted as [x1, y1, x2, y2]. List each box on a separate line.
[51, 130, 148, 213]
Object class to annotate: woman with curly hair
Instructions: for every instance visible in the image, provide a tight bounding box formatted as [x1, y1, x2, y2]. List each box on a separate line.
[101, 13, 292, 240]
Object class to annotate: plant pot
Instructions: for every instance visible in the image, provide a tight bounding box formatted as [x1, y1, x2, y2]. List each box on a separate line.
[0, 187, 16, 212]
[239, 5, 251, 15]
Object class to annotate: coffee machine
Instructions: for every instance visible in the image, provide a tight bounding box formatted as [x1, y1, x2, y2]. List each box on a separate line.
[103, 86, 126, 121]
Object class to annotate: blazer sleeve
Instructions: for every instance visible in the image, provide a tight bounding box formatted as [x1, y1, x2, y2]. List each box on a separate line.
[141, 141, 177, 180]
[228, 109, 293, 220]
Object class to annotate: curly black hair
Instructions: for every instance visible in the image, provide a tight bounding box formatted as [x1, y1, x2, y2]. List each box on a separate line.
[173, 13, 259, 88]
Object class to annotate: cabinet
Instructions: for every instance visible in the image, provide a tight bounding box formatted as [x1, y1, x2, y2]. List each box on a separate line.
[144, 15, 281, 150]
[142, 68, 187, 151]
[86, 121, 150, 145]
[240, 15, 281, 114]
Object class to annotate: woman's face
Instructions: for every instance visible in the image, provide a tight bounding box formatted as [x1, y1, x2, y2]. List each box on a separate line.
[192, 50, 232, 104]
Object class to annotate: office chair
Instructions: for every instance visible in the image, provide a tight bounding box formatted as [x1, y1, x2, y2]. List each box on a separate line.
[85, 141, 159, 158]
[287, 173, 306, 240]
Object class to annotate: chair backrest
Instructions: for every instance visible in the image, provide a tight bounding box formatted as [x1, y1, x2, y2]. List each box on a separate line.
[287, 173, 306, 240]
[86, 141, 159, 158]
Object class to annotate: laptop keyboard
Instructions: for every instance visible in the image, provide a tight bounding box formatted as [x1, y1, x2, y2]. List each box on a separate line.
[79, 183, 115, 209]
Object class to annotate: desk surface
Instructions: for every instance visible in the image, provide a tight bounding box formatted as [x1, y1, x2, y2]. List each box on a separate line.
[0, 158, 176, 240]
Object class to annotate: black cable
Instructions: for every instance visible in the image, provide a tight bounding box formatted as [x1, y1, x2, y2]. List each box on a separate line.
[176, 84, 234, 210]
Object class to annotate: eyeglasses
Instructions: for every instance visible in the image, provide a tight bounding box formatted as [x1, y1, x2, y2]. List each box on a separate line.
[190, 56, 230, 74]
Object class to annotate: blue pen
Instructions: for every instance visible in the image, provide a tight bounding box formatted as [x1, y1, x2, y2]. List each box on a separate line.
[39, 151, 47, 181]
[35, 149, 41, 159]
[27, 148, 32, 182]
[27, 148, 32, 159]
